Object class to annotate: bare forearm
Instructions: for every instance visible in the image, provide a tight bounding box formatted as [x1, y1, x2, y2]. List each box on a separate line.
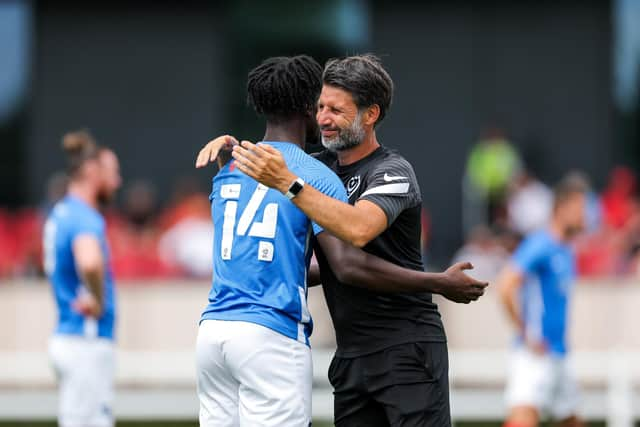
[505, 297, 524, 333]
[230, 141, 386, 247]
[72, 235, 105, 313]
[271, 170, 372, 247]
[341, 251, 444, 293]
[497, 268, 526, 333]
[499, 285, 524, 333]
[292, 185, 373, 248]
[317, 233, 443, 293]
[81, 268, 104, 310]
[230, 141, 383, 246]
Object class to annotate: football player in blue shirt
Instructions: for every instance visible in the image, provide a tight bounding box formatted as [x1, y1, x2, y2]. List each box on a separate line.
[498, 174, 588, 427]
[196, 55, 487, 427]
[197, 55, 348, 427]
[44, 130, 121, 427]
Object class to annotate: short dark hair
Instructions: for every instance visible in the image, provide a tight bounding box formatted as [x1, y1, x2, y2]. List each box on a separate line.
[553, 172, 590, 209]
[247, 55, 323, 123]
[323, 54, 394, 126]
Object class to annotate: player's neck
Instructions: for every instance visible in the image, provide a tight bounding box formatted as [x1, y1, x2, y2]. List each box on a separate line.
[68, 182, 98, 210]
[336, 131, 380, 166]
[263, 118, 306, 150]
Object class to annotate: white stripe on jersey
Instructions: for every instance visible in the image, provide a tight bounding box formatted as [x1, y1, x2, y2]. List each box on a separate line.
[296, 225, 314, 344]
[360, 182, 410, 197]
[298, 287, 311, 324]
[524, 276, 544, 342]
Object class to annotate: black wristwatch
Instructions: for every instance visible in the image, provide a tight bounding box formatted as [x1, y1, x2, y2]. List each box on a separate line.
[285, 177, 305, 200]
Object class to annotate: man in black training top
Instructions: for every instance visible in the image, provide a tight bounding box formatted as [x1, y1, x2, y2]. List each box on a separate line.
[225, 54, 478, 427]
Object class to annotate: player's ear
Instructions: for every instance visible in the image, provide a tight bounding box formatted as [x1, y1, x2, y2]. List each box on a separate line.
[363, 104, 380, 127]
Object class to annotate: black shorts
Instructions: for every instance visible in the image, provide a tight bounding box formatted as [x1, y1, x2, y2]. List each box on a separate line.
[328, 342, 450, 427]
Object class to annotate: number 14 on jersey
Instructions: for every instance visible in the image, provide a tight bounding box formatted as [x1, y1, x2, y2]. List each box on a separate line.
[220, 183, 279, 262]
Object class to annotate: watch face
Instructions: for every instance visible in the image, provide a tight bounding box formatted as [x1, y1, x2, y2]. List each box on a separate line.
[289, 180, 304, 195]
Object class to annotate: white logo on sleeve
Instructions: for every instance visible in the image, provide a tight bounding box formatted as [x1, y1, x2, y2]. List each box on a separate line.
[383, 173, 408, 182]
[221, 184, 241, 199]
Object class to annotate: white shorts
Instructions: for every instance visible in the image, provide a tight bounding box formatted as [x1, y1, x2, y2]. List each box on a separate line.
[196, 319, 312, 427]
[49, 335, 115, 427]
[505, 347, 579, 420]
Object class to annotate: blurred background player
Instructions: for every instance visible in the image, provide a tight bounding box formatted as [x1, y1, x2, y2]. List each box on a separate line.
[43, 130, 122, 427]
[497, 174, 589, 427]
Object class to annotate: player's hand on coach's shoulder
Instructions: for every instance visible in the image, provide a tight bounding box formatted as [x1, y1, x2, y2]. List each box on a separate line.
[195, 135, 239, 168]
[437, 262, 489, 304]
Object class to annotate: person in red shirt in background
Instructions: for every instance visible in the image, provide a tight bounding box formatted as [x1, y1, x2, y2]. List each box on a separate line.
[601, 166, 636, 230]
[107, 180, 180, 280]
[576, 167, 640, 276]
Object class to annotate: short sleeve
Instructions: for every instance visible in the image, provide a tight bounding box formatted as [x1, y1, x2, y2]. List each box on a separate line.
[358, 157, 421, 225]
[512, 235, 547, 275]
[307, 168, 348, 236]
[71, 213, 103, 241]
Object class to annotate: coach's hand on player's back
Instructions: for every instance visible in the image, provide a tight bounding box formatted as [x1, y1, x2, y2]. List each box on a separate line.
[438, 262, 489, 304]
[232, 141, 296, 193]
[195, 135, 239, 168]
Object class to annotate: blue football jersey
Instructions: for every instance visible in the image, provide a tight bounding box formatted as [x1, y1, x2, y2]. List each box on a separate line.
[201, 141, 348, 345]
[43, 195, 116, 339]
[512, 229, 575, 355]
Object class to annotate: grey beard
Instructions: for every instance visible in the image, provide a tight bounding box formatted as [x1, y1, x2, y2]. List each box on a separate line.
[321, 112, 366, 152]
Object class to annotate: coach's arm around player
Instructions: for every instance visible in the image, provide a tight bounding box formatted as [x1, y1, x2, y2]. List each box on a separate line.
[234, 141, 386, 248]
[196, 136, 488, 304]
[197, 136, 386, 248]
